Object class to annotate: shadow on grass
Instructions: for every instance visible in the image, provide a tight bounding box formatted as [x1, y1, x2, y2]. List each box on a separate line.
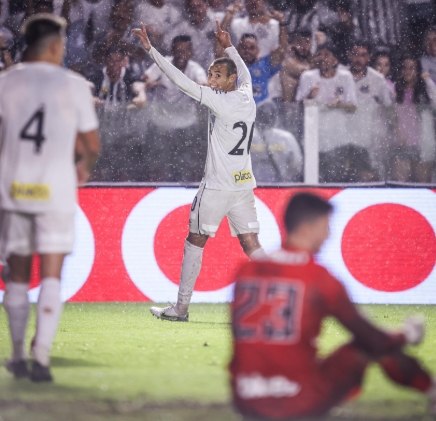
[50, 357, 106, 368]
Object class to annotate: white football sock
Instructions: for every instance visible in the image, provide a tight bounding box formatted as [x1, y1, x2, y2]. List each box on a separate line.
[250, 247, 268, 260]
[175, 240, 204, 315]
[33, 278, 62, 366]
[3, 282, 30, 361]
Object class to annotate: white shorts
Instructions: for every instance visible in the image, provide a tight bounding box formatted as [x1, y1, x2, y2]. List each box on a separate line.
[189, 184, 260, 237]
[0, 210, 75, 263]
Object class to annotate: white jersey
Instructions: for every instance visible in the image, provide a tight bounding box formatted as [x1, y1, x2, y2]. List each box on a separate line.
[148, 46, 256, 191]
[0, 62, 98, 214]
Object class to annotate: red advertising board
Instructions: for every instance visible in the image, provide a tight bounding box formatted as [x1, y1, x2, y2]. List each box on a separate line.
[1, 187, 435, 304]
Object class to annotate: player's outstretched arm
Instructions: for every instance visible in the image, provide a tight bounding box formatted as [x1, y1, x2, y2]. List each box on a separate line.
[133, 23, 202, 102]
[215, 20, 252, 91]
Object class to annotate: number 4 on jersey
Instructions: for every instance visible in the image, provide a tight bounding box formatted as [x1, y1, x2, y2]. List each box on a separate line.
[20, 107, 46, 153]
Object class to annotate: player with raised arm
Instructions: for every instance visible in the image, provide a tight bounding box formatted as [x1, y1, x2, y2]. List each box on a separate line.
[230, 192, 436, 419]
[0, 14, 100, 382]
[133, 21, 268, 322]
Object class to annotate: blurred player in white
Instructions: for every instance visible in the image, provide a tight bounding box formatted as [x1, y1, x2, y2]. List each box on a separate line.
[0, 14, 100, 381]
[133, 21, 268, 322]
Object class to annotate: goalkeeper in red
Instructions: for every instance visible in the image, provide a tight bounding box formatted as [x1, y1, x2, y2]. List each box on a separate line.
[230, 192, 436, 419]
[134, 22, 267, 321]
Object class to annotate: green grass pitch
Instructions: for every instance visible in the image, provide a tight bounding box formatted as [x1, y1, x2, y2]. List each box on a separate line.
[1, 303, 436, 421]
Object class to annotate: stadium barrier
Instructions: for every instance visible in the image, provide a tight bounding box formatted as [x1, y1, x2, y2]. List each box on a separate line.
[0, 186, 435, 305]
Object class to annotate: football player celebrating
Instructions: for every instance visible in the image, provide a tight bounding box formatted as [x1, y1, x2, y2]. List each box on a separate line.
[0, 14, 100, 381]
[133, 21, 267, 322]
[230, 192, 435, 419]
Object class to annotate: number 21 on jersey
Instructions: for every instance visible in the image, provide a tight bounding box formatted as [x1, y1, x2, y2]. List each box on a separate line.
[233, 279, 304, 344]
[229, 121, 255, 156]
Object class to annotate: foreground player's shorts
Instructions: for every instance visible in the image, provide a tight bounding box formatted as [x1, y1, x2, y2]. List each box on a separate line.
[189, 182, 260, 237]
[0, 210, 75, 261]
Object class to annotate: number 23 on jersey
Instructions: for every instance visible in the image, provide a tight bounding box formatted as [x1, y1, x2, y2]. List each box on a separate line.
[233, 279, 304, 344]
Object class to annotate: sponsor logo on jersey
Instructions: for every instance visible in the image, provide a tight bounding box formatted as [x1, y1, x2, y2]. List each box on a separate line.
[237, 374, 301, 399]
[10, 182, 50, 201]
[233, 170, 252, 183]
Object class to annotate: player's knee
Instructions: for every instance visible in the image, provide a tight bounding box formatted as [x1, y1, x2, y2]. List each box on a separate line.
[186, 232, 208, 248]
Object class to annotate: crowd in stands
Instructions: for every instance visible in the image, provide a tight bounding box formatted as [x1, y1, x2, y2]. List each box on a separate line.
[1, 0, 436, 183]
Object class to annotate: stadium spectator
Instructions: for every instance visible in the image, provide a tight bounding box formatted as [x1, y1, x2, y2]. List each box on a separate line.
[164, 0, 216, 70]
[421, 26, 436, 84]
[346, 40, 392, 174]
[207, 0, 228, 23]
[395, 55, 436, 153]
[90, 46, 145, 109]
[135, 0, 182, 52]
[296, 42, 357, 182]
[224, 0, 280, 57]
[348, 41, 391, 106]
[371, 48, 395, 97]
[324, 0, 360, 64]
[236, 15, 287, 104]
[144, 35, 207, 181]
[92, 2, 146, 77]
[230, 192, 434, 420]
[282, 0, 338, 54]
[250, 101, 302, 182]
[281, 28, 312, 102]
[296, 43, 356, 110]
[89, 46, 146, 182]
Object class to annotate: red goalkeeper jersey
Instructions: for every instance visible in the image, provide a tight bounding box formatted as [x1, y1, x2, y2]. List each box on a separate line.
[230, 246, 405, 419]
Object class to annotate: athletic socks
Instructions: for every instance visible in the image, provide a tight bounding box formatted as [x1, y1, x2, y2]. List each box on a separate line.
[33, 278, 62, 367]
[250, 247, 268, 260]
[3, 282, 30, 361]
[175, 240, 204, 316]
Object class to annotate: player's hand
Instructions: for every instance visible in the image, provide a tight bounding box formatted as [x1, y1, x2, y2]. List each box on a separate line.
[402, 315, 425, 345]
[215, 20, 232, 49]
[132, 23, 152, 52]
[225, 0, 242, 16]
[308, 85, 319, 99]
[268, 9, 284, 24]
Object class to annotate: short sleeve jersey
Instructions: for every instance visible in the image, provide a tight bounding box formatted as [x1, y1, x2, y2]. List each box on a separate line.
[296, 68, 357, 105]
[0, 63, 98, 214]
[249, 55, 281, 104]
[199, 47, 257, 191]
[354, 67, 392, 105]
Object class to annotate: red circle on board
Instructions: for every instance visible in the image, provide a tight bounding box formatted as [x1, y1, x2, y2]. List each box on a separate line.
[341, 204, 436, 292]
[154, 205, 247, 291]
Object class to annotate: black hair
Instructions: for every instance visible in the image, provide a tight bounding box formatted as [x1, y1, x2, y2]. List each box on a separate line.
[240, 33, 257, 42]
[349, 39, 372, 55]
[211, 57, 237, 77]
[21, 13, 66, 48]
[424, 25, 436, 41]
[396, 53, 430, 104]
[106, 45, 126, 57]
[317, 41, 339, 59]
[293, 28, 312, 39]
[284, 193, 333, 233]
[172, 35, 192, 48]
[370, 48, 392, 77]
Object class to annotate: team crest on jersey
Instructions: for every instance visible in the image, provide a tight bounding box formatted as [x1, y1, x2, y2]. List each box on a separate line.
[10, 182, 50, 201]
[233, 170, 252, 183]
